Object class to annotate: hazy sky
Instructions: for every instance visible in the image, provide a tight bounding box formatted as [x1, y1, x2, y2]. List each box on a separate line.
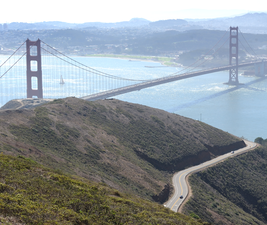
[1, 0, 266, 23]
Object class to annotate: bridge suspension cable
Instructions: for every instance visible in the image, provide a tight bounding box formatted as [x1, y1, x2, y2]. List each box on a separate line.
[0, 41, 28, 107]
[0, 28, 265, 107]
[238, 28, 258, 58]
[40, 40, 149, 82]
[0, 41, 26, 68]
[169, 28, 230, 77]
[0, 41, 27, 79]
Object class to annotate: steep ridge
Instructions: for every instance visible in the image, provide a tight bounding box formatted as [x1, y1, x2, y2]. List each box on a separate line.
[0, 97, 244, 202]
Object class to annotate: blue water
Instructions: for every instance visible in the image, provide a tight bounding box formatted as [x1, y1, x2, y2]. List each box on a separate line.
[1, 55, 267, 141]
[92, 57, 267, 142]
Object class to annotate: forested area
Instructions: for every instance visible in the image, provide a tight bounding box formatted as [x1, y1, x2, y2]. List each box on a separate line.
[255, 137, 267, 147]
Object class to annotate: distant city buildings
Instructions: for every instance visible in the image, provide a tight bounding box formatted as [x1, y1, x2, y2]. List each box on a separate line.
[3, 23, 8, 30]
[0, 23, 9, 30]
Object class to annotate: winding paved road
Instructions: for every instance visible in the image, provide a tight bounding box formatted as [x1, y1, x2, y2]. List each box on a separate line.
[164, 140, 257, 212]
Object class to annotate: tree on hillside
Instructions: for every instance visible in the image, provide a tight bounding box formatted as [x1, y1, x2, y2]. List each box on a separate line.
[255, 137, 267, 147]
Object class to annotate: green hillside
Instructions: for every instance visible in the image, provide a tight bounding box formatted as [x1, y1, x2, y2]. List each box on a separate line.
[0, 154, 208, 224]
[183, 146, 267, 225]
[0, 97, 244, 203]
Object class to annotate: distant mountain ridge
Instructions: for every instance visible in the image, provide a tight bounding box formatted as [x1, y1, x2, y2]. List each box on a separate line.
[2, 12, 267, 33]
[2, 18, 151, 30]
[191, 12, 267, 33]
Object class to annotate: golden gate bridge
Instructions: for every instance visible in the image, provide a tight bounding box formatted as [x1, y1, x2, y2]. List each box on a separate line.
[0, 27, 266, 107]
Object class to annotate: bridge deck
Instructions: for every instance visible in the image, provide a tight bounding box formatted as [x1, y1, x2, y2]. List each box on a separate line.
[82, 61, 265, 101]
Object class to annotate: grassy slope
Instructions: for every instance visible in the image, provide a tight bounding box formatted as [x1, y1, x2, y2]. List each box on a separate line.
[0, 154, 208, 224]
[0, 97, 243, 202]
[183, 146, 267, 225]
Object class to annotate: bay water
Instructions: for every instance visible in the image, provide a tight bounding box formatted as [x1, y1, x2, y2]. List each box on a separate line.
[1, 55, 266, 141]
[86, 57, 267, 142]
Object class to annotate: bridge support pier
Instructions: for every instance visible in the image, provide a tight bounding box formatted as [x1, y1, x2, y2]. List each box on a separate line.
[226, 27, 239, 85]
[254, 61, 265, 77]
[26, 39, 43, 98]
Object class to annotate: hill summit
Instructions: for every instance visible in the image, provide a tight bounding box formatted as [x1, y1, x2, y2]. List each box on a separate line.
[0, 97, 245, 201]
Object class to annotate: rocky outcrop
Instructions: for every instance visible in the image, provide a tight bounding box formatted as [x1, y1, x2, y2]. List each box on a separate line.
[152, 183, 173, 204]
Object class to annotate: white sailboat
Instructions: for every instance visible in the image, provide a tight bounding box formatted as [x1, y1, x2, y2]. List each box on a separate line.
[60, 75, 65, 84]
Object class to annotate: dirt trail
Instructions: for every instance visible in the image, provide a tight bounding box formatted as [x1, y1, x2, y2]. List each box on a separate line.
[1, 99, 53, 110]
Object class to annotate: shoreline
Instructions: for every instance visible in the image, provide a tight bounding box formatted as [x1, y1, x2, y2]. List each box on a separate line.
[0, 52, 181, 68]
[86, 54, 181, 67]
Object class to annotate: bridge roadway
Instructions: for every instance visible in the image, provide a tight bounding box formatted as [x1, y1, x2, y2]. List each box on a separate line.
[82, 60, 265, 101]
[164, 140, 257, 212]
